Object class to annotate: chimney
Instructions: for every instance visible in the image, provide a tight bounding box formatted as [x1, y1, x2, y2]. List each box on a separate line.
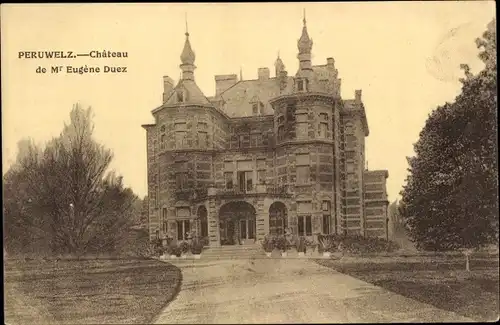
[355, 89, 362, 103]
[162, 76, 174, 103]
[258, 67, 270, 81]
[215, 74, 238, 96]
[327, 57, 335, 69]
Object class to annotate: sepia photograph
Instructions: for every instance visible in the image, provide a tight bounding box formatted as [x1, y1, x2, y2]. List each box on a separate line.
[2, 2, 498, 324]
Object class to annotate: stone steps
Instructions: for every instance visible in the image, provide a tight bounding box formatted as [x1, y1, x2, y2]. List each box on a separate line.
[202, 245, 265, 259]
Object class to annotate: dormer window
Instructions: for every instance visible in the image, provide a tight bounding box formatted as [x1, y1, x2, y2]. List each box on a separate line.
[297, 80, 304, 91]
[177, 90, 185, 103]
[297, 78, 308, 92]
[252, 103, 258, 115]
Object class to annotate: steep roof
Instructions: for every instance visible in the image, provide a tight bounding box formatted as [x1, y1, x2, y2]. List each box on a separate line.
[164, 79, 211, 106]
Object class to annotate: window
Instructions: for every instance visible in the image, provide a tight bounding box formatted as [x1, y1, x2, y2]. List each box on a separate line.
[160, 134, 166, 150]
[198, 132, 208, 148]
[177, 220, 190, 240]
[200, 219, 208, 237]
[322, 201, 331, 234]
[237, 171, 253, 192]
[297, 80, 304, 91]
[176, 172, 188, 189]
[296, 113, 308, 139]
[298, 215, 312, 236]
[252, 103, 258, 115]
[160, 125, 166, 133]
[319, 113, 329, 138]
[296, 154, 310, 185]
[278, 125, 285, 141]
[297, 166, 310, 185]
[163, 221, 168, 233]
[177, 90, 184, 103]
[162, 207, 167, 221]
[224, 172, 233, 189]
[257, 170, 265, 184]
[239, 135, 245, 148]
[175, 131, 186, 148]
[156, 230, 160, 239]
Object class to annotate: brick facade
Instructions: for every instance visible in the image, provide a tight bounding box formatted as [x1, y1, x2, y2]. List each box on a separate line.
[142, 18, 389, 245]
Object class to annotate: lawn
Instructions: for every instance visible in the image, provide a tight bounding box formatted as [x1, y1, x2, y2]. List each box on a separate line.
[4, 257, 182, 324]
[317, 255, 499, 322]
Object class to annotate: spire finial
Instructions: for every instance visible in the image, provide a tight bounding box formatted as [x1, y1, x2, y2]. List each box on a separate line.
[240, 67, 243, 81]
[185, 12, 189, 36]
[366, 160, 369, 170]
[303, 8, 306, 26]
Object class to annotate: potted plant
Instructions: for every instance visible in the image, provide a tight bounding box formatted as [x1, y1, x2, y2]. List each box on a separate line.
[179, 241, 190, 259]
[296, 236, 307, 257]
[167, 242, 179, 259]
[275, 235, 288, 257]
[191, 237, 204, 259]
[261, 235, 274, 257]
[318, 234, 334, 258]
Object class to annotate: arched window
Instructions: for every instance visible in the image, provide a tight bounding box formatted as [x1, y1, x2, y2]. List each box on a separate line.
[269, 202, 288, 236]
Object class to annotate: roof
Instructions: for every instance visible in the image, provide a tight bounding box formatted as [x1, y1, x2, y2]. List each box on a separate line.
[219, 77, 288, 117]
[164, 79, 211, 106]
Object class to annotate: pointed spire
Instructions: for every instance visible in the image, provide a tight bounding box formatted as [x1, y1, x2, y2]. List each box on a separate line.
[297, 8, 313, 54]
[180, 14, 196, 80]
[240, 67, 243, 81]
[275, 50, 285, 77]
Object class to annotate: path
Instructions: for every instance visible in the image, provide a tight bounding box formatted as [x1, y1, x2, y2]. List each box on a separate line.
[154, 258, 473, 323]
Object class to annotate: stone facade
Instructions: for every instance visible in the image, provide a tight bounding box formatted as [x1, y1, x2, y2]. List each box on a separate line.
[142, 18, 389, 245]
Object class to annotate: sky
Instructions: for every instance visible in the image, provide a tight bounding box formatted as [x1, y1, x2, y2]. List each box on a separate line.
[1, 2, 496, 201]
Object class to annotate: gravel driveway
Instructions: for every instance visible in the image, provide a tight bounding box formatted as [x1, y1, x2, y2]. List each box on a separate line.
[154, 258, 473, 323]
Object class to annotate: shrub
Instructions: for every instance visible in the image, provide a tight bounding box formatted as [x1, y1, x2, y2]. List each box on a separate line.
[318, 234, 336, 253]
[179, 241, 190, 255]
[274, 235, 288, 252]
[190, 237, 204, 255]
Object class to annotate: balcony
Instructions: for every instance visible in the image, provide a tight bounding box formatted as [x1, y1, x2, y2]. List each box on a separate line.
[208, 184, 292, 199]
[174, 187, 208, 202]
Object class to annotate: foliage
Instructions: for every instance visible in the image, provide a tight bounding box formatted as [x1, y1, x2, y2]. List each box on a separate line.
[261, 235, 275, 252]
[179, 241, 190, 254]
[166, 242, 181, 257]
[190, 237, 205, 255]
[314, 234, 399, 254]
[273, 235, 288, 252]
[400, 20, 498, 251]
[3, 104, 138, 256]
[317, 234, 335, 253]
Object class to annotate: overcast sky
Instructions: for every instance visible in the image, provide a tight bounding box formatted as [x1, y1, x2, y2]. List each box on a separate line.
[2, 2, 495, 201]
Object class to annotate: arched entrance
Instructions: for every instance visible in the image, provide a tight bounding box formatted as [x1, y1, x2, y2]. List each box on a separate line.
[197, 205, 208, 239]
[219, 201, 256, 245]
[269, 202, 288, 236]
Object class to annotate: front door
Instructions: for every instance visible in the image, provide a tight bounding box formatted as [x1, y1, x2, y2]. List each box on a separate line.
[238, 218, 256, 245]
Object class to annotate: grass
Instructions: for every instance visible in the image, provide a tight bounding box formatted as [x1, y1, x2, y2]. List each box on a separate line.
[4, 257, 182, 324]
[317, 255, 499, 322]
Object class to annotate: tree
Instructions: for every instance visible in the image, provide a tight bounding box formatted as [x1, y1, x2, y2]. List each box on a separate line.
[3, 104, 138, 256]
[400, 19, 498, 252]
